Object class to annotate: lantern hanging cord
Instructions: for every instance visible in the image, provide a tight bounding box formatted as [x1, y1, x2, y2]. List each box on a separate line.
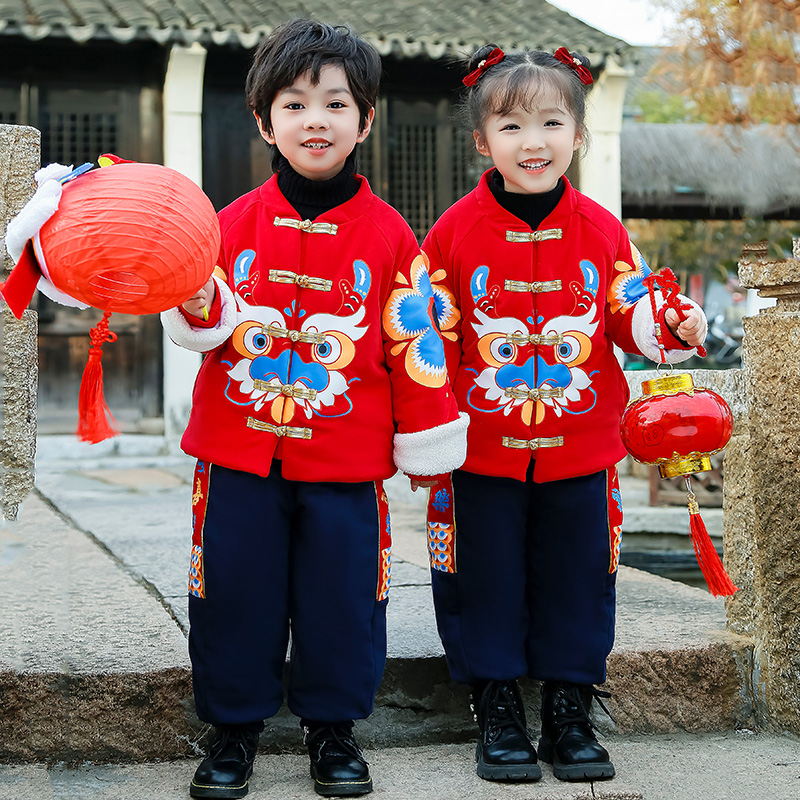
[89, 310, 117, 351]
[684, 477, 700, 512]
[643, 268, 707, 361]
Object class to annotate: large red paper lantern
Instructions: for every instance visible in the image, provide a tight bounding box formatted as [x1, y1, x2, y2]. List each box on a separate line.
[33, 162, 219, 314]
[1, 158, 221, 444]
[621, 373, 737, 597]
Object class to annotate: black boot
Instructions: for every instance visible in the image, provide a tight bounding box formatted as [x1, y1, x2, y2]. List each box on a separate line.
[190, 724, 261, 798]
[538, 681, 615, 781]
[304, 720, 373, 797]
[471, 679, 542, 781]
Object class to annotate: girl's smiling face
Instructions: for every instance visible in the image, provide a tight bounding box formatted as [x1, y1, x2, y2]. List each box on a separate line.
[256, 64, 374, 181]
[474, 86, 583, 195]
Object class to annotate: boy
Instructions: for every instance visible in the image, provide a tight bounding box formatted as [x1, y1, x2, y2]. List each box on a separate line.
[161, 18, 468, 799]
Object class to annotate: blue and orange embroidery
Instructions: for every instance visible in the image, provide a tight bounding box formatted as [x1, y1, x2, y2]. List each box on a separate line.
[376, 482, 392, 601]
[189, 460, 210, 598]
[427, 475, 456, 573]
[428, 522, 455, 573]
[607, 467, 624, 574]
[607, 244, 653, 314]
[383, 254, 448, 388]
[225, 260, 369, 423]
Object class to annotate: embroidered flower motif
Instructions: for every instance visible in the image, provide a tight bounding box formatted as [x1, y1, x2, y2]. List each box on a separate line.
[607, 244, 653, 314]
[382, 253, 448, 388]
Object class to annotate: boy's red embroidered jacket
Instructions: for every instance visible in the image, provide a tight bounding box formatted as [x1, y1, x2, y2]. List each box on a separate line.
[162, 174, 467, 483]
[422, 171, 702, 483]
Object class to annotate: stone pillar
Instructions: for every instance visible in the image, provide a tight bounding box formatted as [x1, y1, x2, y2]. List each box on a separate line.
[0, 124, 39, 520]
[731, 241, 800, 732]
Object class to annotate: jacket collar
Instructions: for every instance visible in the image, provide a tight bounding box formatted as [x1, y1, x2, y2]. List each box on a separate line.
[258, 172, 375, 226]
[474, 168, 578, 231]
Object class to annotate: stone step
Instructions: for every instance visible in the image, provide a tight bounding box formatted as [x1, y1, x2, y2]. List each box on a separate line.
[0, 437, 752, 762]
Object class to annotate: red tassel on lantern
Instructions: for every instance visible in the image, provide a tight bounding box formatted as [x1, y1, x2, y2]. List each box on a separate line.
[685, 479, 738, 597]
[76, 310, 119, 443]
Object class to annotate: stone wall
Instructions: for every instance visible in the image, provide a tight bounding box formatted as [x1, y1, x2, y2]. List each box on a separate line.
[0, 124, 39, 520]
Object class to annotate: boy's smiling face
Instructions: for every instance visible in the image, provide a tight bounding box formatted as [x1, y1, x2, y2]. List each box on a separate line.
[257, 64, 374, 181]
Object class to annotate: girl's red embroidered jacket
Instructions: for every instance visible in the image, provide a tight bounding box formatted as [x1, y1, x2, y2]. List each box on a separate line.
[422, 171, 701, 483]
[162, 175, 468, 483]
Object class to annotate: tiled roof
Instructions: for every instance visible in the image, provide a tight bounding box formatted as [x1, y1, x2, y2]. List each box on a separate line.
[622, 122, 800, 215]
[0, 0, 631, 63]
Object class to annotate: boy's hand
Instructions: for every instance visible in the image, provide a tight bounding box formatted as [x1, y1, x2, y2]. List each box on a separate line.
[410, 478, 439, 492]
[665, 306, 707, 348]
[182, 277, 216, 319]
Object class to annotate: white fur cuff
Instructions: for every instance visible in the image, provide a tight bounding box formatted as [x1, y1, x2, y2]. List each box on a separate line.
[4, 164, 72, 263]
[160, 276, 237, 352]
[631, 292, 706, 365]
[393, 411, 469, 475]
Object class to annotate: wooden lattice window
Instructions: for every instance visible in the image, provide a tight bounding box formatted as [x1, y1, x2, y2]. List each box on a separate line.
[38, 89, 121, 166]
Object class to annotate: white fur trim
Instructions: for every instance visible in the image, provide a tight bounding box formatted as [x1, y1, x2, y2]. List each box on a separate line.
[393, 411, 469, 475]
[36, 276, 90, 309]
[4, 178, 65, 263]
[631, 292, 707, 365]
[160, 276, 237, 352]
[35, 163, 73, 185]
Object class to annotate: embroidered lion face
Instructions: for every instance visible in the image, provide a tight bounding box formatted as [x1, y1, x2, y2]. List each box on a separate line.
[469, 304, 599, 424]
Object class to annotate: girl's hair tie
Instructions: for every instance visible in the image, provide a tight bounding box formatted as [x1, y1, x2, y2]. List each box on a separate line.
[553, 47, 593, 85]
[463, 48, 505, 87]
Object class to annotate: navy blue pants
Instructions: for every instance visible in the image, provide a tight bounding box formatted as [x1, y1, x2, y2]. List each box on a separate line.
[188, 462, 389, 725]
[431, 467, 619, 686]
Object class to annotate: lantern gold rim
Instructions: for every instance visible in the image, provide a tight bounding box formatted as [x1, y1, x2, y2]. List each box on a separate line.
[658, 454, 712, 478]
[641, 372, 695, 397]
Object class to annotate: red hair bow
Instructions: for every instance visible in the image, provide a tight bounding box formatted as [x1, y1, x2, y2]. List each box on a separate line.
[463, 48, 505, 87]
[554, 47, 593, 85]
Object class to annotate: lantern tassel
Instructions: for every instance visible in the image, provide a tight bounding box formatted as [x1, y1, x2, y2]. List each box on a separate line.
[76, 310, 119, 443]
[685, 478, 737, 597]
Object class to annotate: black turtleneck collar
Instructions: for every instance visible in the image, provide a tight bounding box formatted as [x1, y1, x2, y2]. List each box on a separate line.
[488, 168, 565, 231]
[275, 152, 360, 221]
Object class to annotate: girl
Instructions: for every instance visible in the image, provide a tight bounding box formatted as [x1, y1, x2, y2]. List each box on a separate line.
[422, 46, 707, 783]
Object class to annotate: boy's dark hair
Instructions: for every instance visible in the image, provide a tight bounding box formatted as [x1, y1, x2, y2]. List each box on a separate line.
[246, 18, 381, 137]
[461, 44, 592, 143]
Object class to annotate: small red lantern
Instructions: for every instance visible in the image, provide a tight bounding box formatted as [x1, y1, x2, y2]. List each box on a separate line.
[621, 372, 737, 597]
[1, 156, 220, 443]
[621, 373, 733, 479]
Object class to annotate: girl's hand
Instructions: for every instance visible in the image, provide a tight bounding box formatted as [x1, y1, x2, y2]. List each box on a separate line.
[182, 277, 216, 319]
[665, 306, 707, 348]
[410, 478, 439, 492]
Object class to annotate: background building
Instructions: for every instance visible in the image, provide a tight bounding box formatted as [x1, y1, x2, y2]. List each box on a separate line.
[0, 0, 632, 434]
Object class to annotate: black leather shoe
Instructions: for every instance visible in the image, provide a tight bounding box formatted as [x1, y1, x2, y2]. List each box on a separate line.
[538, 681, 615, 781]
[471, 680, 542, 781]
[190, 725, 260, 798]
[304, 721, 373, 796]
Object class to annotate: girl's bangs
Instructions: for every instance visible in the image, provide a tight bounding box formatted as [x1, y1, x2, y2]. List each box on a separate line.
[489, 67, 571, 117]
